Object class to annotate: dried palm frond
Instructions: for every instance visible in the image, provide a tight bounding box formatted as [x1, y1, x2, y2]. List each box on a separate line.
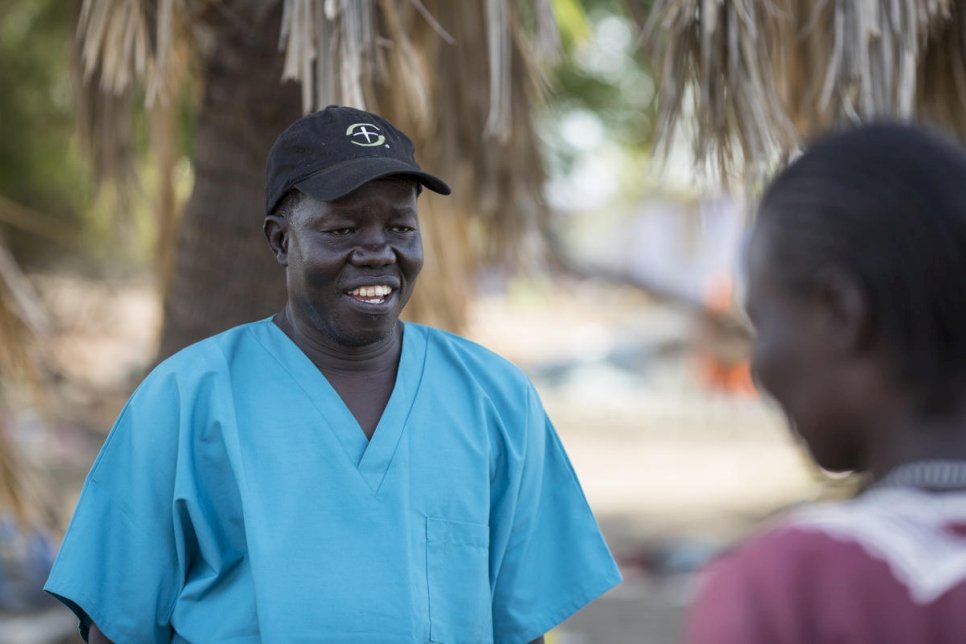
[76, 0, 153, 95]
[371, 1, 553, 246]
[74, 0, 187, 190]
[0, 244, 47, 385]
[639, 0, 966, 181]
[0, 239, 53, 529]
[277, 0, 557, 139]
[74, 0, 193, 300]
[77, 0, 560, 330]
[72, 42, 137, 193]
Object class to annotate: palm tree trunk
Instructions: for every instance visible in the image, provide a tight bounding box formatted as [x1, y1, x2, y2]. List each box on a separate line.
[151, 95, 179, 300]
[158, 3, 300, 359]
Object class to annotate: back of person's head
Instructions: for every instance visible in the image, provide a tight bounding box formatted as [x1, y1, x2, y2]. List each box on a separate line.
[758, 122, 966, 412]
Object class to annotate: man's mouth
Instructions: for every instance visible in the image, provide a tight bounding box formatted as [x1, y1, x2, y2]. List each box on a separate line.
[346, 285, 394, 304]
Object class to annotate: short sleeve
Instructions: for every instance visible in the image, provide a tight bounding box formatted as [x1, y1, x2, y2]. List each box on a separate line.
[44, 373, 186, 643]
[490, 385, 621, 643]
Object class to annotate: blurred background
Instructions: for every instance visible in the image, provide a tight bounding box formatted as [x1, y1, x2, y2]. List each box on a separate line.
[2, 1, 966, 642]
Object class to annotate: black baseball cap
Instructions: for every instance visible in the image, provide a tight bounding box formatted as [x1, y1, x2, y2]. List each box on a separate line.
[264, 105, 451, 215]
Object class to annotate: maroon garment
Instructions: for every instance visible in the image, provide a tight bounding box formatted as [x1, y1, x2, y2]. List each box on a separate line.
[686, 490, 966, 644]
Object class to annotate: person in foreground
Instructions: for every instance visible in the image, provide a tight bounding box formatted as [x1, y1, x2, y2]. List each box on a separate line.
[44, 105, 621, 643]
[686, 122, 966, 644]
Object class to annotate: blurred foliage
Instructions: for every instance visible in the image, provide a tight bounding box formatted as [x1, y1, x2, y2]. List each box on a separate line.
[0, 0, 189, 269]
[0, 1, 92, 262]
[539, 0, 662, 211]
[544, 0, 655, 160]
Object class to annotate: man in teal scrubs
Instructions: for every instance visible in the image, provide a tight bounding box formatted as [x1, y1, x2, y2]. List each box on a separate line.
[45, 105, 621, 643]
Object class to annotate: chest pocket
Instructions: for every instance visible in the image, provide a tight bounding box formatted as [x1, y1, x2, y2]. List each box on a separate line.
[426, 517, 492, 643]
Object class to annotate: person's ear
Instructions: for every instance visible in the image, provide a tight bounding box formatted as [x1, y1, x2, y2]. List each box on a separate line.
[264, 215, 289, 267]
[812, 266, 873, 355]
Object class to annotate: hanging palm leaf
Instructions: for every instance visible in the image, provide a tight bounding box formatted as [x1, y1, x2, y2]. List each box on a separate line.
[639, 0, 966, 179]
[74, 0, 560, 336]
[0, 234, 51, 528]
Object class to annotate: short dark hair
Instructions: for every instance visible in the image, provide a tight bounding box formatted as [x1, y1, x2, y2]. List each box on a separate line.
[271, 189, 308, 220]
[759, 122, 966, 411]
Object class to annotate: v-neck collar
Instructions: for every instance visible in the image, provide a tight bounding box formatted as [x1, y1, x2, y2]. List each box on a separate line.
[250, 318, 428, 494]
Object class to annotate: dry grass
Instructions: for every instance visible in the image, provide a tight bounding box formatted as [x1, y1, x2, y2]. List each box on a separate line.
[640, 0, 966, 181]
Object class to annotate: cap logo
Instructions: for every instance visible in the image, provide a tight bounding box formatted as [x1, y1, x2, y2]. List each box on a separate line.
[346, 123, 386, 147]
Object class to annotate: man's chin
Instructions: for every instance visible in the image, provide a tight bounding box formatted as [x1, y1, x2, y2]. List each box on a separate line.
[330, 318, 399, 348]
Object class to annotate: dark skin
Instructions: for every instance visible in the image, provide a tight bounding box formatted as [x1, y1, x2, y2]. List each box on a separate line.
[88, 179, 546, 643]
[265, 178, 425, 437]
[745, 222, 966, 481]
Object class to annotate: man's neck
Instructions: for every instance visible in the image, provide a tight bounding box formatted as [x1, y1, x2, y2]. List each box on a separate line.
[865, 393, 966, 481]
[273, 307, 402, 438]
[273, 305, 402, 376]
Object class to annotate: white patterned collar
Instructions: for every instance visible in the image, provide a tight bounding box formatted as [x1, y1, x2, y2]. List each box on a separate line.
[788, 487, 966, 604]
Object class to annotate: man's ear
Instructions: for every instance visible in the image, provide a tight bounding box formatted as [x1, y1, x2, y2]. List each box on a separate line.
[813, 266, 874, 355]
[264, 215, 289, 267]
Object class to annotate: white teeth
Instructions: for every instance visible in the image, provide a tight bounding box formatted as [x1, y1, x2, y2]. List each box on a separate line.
[348, 285, 392, 298]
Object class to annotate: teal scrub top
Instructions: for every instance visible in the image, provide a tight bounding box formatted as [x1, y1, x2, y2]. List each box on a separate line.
[45, 319, 621, 643]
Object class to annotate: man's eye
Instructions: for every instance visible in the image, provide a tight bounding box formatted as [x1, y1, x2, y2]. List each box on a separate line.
[390, 225, 415, 233]
[326, 228, 354, 236]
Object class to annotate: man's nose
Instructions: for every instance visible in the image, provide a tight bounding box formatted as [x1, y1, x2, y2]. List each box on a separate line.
[350, 233, 395, 266]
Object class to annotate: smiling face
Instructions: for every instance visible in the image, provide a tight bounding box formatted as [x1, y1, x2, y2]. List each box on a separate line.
[266, 178, 423, 348]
